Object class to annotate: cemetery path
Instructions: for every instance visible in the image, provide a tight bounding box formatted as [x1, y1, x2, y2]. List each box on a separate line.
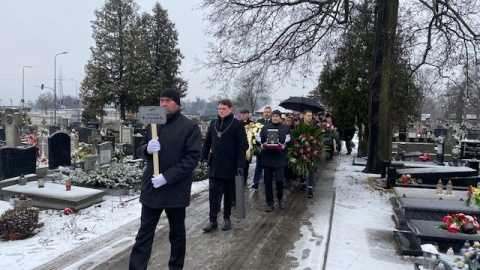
[36, 158, 338, 270]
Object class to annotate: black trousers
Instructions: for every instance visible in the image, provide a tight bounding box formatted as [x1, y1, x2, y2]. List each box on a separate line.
[263, 166, 284, 206]
[209, 176, 234, 220]
[129, 205, 186, 270]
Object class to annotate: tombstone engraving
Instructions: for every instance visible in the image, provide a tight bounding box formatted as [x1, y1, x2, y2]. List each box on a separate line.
[48, 132, 71, 169]
[460, 141, 480, 159]
[98, 142, 113, 165]
[0, 147, 36, 180]
[121, 127, 133, 144]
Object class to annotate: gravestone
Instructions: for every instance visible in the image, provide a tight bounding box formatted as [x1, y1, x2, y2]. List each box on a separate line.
[388, 166, 477, 186]
[61, 118, 69, 132]
[436, 142, 444, 164]
[101, 135, 115, 150]
[4, 111, 22, 147]
[121, 126, 133, 144]
[70, 136, 79, 155]
[84, 154, 99, 171]
[133, 134, 143, 159]
[0, 147, 36, 180]
[49, 125, 60, 135]
[38, 137, 48, 159]
[48, 132, 71, 169]
[407, 219, 480, 253]
[0, 124, 5, 141]
[98, 142, 113, 165]
[434, 127, 448, 138]
[86, 122, 100, 129]
[466, 129, 480, 140]
[460, 141, 480, 159]
[78, 127, 100, 144]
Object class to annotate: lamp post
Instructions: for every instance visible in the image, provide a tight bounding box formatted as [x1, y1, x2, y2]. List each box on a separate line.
[54, 51, 68, 125]
[22, 66, 33, 108]
[70, 78, 78, 108]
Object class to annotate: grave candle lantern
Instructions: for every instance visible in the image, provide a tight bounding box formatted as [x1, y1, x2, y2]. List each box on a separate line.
[436, 180, 443, 195]
[37, 178, 45, 188]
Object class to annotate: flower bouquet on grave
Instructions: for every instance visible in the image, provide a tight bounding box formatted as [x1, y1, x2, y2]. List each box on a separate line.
[467, 186, 480, 209]
[439, 213, 480, 234]
[245, 122, 264, 162]
[287, 122, 327, 176]
[396, 174, 422, 185]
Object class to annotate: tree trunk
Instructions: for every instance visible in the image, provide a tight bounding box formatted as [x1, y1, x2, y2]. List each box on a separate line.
[365, 0, 399, 173]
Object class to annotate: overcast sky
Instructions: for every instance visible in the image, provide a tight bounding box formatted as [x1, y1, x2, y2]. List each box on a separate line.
[0, 0, 316, 108]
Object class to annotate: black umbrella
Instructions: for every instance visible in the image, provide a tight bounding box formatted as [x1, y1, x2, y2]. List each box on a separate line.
[279, 96, 324, 113]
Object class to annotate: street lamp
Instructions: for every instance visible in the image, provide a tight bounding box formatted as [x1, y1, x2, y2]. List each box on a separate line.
[22, 65, 33, 108]
[54, 51, 68, 125]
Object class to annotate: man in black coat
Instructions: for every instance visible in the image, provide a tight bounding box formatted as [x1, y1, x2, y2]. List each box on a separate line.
[256, 110, 292, 211]
[129, 88, 202, 270]
[201, 99, 248, 232]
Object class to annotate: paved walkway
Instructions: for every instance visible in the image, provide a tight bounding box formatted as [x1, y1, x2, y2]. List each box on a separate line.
[37, 157, 338, 270]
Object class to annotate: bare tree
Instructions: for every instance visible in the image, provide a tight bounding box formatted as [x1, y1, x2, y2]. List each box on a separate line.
[199, 0, 480, 173]
[233, 70, 272, 113]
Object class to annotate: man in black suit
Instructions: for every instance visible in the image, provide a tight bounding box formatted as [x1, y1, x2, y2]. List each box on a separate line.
[201, 99, 248, 232]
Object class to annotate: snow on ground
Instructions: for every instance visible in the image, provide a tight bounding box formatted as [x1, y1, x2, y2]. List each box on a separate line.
[1, 138, 418, 269]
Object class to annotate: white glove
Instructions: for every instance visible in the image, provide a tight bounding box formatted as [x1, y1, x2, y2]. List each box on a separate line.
[285, 134, 291, 143]
[147, 138, 161, 154]
[152, 174, 167, 188]
[281, 144, 286, 150]
[255, 135, 261, 143]
[261, 143, 266, 150]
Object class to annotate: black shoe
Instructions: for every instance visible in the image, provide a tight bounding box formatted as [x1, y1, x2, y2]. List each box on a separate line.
[347, 151, 351, 155]
[300, 183, 306, 192]
[265, 205, 274, 212]
[251, 184, 258, 189]
[202, 221, 218, 232]
[232, 201, 236, 207]
[308, 187, 313, 198]
[279, 200, 285, 209]
[222, 218, 231, 231]
[284, 180, 290, 188]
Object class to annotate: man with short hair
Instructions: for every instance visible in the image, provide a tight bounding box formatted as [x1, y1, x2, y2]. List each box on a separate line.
[129, 88, 202, 270]
[202, 99, 248, 232]
[300, 109, 316, 198]
[252, 106, 272, 189]
[257, 110, 292, 211]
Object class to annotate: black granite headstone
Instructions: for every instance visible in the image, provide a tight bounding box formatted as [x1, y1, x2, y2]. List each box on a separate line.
[466, 129, 480, 140]
[0, 147, 36, 180]
[48, 132, 71, 169]
[78, 127, 100, 143]
[0, 124, 5, 141]
[133, 135, 143, 159]
[434, 128, 448, 138]
[49, 125, 61, 135]
[461, 141, 480, 159]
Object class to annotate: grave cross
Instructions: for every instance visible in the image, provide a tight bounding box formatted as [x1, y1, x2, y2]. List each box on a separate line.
[88, 133, 102, 155]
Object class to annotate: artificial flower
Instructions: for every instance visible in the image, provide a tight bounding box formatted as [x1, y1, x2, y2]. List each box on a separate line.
[439, 213, 480, 234]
